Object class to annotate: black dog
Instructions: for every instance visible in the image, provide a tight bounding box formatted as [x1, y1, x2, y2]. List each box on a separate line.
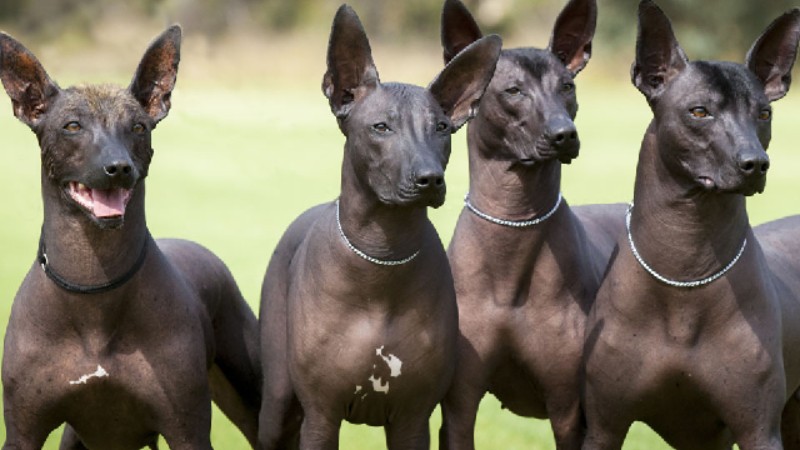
[0, 27, 261, 449]
[257, 5, 500, 449]
[438, 0, 624, 448]
[582, 2, 800, 449]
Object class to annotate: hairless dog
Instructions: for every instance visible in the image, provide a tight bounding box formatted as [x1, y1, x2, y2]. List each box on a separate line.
[438, 0, 625, 448]
[582, 2, 800, 449]
[257, 5, 501, 449]
[0, 27, 261, 449]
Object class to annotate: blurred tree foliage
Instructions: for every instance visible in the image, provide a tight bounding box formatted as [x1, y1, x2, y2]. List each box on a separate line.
[0, 0, 797, 59]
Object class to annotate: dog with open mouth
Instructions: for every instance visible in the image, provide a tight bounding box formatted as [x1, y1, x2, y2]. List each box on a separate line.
[0, 26, 261, 448]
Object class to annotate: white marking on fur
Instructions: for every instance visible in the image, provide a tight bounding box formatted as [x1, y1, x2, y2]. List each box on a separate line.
[69, 365, 109, 385]
[376, 345, 402, 377]
[368, 374, 390, 393]
[362, 346, 404, 395]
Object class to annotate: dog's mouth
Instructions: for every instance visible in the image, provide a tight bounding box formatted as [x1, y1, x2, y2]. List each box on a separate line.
[67, 182, 133, 219]
[517, 158, 537, 167]
[697, 175, 765, 196]
[392, 185, 446, 209]
[514, 141, 579, 167]
[697, 176, 716, 191]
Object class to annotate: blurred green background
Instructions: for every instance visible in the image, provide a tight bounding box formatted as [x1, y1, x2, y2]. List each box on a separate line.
[1, 0, 799, 448]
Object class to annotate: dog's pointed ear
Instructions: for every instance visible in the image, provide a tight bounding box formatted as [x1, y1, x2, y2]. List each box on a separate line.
[548, 0, 597, 75]
[745, 8, 800, 102]
[631, 0, 688, 104]
[129, 25, 181, 124]
[0, 33, 60, 128]
[322, 5, 380, 119]
[429, 34, 502, 131]
[441, 0, 484, 65]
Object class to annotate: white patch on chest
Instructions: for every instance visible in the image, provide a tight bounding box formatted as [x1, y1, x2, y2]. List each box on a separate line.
[69, 365, 109, 385]
[357, 346, 404, 396]
[376, 345, 403, 377]
[368, 374, 390, 393]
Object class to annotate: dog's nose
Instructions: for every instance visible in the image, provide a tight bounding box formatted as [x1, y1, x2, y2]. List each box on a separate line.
[546, 119, 579, 150]
[104, 161, 133, 178]
[414, 171, 445, 190]
[737, 153, 770, 176]
[550, 129, 577, 146]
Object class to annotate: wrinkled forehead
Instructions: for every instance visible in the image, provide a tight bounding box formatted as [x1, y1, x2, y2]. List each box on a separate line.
[355, 82, 441, 120]
[494, 48, 568, 83]
[52, 84, 143, 121]
[669, 61, 767, 107]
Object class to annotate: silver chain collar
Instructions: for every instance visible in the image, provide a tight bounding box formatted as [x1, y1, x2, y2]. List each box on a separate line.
[463, 192, 562, 228]
[335, 199, 420, 266]
[625, 203, 747, 288]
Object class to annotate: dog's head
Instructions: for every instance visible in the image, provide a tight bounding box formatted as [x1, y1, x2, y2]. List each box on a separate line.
[632, 0, 800, 197]
[323, 5, 501, 208]
[0, 26, 181, 229]
[441, 0, 596, 167]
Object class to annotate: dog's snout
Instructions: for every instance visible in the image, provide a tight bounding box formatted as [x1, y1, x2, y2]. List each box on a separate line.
[415, 171, 445, 190]
[551, 129, 578, 146]
[546, 119, 579, 149]
[104, 161, 133, 178]
[737, 153, 770, 176]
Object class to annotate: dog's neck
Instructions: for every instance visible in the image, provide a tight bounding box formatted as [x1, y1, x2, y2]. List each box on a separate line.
[630, 123, 751, 281]
[39, 176, 150, 290]
[465, 123, 563, 224]
[338, 158, 428, 263]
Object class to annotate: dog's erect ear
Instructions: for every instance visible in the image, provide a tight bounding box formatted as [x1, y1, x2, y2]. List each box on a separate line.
[429, 34, 502, 131]
[548, 0, 597, 75]
[631, 0, 688, 104]
[0, 33, 60, 128]
[322, 5, 380, 119]
[441, 0, 484, 65]
[745, 8, 800, 102]
[129, 25, 181, 124]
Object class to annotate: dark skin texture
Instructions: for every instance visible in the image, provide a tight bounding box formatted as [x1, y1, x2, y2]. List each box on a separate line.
[0, 27, 261, 449]
[257, 5, 501, 450]
[436, 1, 625, 449]
[581, 2, 800, 449]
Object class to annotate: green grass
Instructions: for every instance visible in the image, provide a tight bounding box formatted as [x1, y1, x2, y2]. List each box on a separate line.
[1, 68, 799, 448]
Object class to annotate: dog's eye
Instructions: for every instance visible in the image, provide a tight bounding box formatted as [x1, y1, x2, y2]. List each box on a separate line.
[505, 87, 521, 95]
[758, 108, 772, 121]
[63, 121, 81, 132]
[436, 121, 449, 133]
[689, 107, 710, 119]
[372, 122, 390, 133]
[132, 123, 146, 134]
[561, 82, 575, 93]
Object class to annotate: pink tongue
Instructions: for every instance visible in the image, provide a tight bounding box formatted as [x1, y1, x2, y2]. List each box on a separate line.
[92, 189, 127, 218]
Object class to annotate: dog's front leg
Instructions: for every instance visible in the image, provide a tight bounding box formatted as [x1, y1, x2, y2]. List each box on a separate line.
[298, 410, 340, 450]
[2, 392, 58, 450]
[782, 390, 800, 450]
[386, 416, 432, 450]
[438, 345, 488, 450]
[546, 396, 584, 450]
[580, 391, 630, 450]
[57, 425, 87, 450]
